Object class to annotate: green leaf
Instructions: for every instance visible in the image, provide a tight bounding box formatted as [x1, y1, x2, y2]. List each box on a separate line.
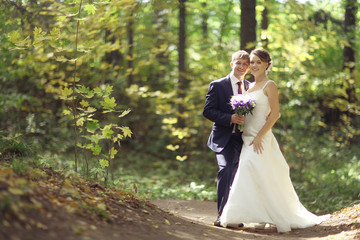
[120, 127, 132, 138]
[92, 144, 102, 155]
[80, 100, 89, 107]
[84, 4, 97, 15]
[100, 97, 116, 110]
[99, 159, 109, 168]
[63, 109, 71, 115]
[77, 85, 90, 94]
[94, 87, 103, 96]
[102, 125, 114, 139]
[176, 155, 188, 162]
[86, 121, 100, 133]
[104, 85, 113, 95]
[60, 87, 73, 99]
[110, 147, 118, 159]
[76, 117, 85, 126]
[119, 109, 131, 118]
[85, 134, 104, 144]
[50, 27, 60, 39]
[8, 30, 21, 43]
[33, 27, 43, 38]
[85, 107, 97, 113]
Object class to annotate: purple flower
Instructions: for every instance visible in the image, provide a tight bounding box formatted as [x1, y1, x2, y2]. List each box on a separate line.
[229, 94, 256, 116]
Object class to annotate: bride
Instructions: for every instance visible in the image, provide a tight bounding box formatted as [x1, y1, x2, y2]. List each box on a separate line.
[219, 49, 328, 232]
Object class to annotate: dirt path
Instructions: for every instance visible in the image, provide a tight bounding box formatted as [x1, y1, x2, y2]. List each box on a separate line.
[150, 199, 360, 240]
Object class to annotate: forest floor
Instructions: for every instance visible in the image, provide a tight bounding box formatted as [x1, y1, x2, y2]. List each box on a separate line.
[0, 161, 359, 240]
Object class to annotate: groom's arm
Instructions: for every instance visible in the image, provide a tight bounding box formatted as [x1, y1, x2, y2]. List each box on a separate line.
[203, 82, 232, 126]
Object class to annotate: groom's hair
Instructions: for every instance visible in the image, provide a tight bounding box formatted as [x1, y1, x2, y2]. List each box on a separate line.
[231, 50, 250, 63]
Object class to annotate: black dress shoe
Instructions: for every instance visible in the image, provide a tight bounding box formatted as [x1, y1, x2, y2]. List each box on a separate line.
[226, 223, 244, 229]
[214, 217, 243, 228]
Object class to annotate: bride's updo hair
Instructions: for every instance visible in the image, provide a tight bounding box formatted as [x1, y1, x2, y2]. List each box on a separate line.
[250, 49, 272, 74]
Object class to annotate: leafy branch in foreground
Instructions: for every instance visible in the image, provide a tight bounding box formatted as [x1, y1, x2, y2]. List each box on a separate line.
[62, 84, 132, 184]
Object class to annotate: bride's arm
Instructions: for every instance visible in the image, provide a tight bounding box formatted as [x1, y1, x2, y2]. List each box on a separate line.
[250, 81, 280, 154]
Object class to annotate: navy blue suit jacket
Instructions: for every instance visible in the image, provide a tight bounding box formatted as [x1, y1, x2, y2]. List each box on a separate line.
[203, 74, 250, 153]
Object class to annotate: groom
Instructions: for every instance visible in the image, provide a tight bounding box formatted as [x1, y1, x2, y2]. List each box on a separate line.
[203, 50, 251, 227]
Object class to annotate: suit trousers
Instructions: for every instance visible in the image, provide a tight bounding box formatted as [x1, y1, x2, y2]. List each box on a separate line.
[216, 133, 243, 215]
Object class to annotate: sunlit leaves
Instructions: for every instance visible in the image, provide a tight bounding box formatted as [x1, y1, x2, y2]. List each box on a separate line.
[176, 155, 187, 162]
[166, 144, 179, 151]
[99, 159, 109, 168]
[63, 109, 71, 115]
[80, 100, 89, 107]
[119, 109, 131, 118]
[92, 144, 102, 155]
[60, 87, 73, 100]
[110, 147, 118, 159]
[119, 127, 132, 138]
[86, 121, 100, 133]
[7, 30, 21, 43]
[100, 97, 116, 110]
[102, 125, 114, 139]
[76, 117, 85, 126]
[7, 31, 31, 49]
[84, 4, 97, 15]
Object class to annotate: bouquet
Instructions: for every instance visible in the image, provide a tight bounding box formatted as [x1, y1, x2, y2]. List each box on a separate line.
[230, 94, 256, 131]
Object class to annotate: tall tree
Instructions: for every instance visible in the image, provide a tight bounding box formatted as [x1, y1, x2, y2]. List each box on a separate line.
[261, 0, 269, 49]
[177, 0, 187, 128]
[150, 0, 171, 89]
[343, 0, 357, 103]
[127, 7, 135, 86]
[240, 0, 256, 52]
[343, 0, 357, 74]
[201, 1, 208, 40]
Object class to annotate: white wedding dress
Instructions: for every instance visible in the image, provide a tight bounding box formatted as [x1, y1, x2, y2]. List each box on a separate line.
[220, 80, 328, 232]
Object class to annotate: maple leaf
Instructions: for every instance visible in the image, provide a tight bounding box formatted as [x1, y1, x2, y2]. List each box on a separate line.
[76, 117, 85, 126]
[104, 85, 113, 95]
[120, 127, 132, 138]
[102, 125, 114, 139]
[84, 4, 96, 15]
[60, 87, 73, 98]
[110, 147, 118, 159]
[99, 159, 109, 169]
[92, 144, 101, 155]
[100, 97, 116, 110]
[86, 121, 100, 133]
[80, 100, 89, 108]
[63, 109, 71, 115]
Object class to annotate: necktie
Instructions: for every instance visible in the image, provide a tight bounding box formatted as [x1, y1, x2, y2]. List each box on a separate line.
[237, 81, 242, 94]
[235, 81, 242, 134]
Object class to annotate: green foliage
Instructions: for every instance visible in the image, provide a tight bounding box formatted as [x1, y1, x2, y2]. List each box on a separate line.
[0, 0, 359, 214]
[0, 133, 37, 160]
[116, 174, 217, 201]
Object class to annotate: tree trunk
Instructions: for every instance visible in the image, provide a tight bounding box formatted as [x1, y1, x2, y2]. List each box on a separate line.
[105, 30, 123, 67]
[127, 8, 135, 86]
[240, 0, 256, 52]
[177, 0, 187, 128]
[201, 2, 208, 40]
[343, 0, 357, 102]
[150, 0, 170, 89]
[261, 0, 269, 49]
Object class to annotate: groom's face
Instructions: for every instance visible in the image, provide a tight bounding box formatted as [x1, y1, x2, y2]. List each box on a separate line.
[231, 58, 250, 78]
